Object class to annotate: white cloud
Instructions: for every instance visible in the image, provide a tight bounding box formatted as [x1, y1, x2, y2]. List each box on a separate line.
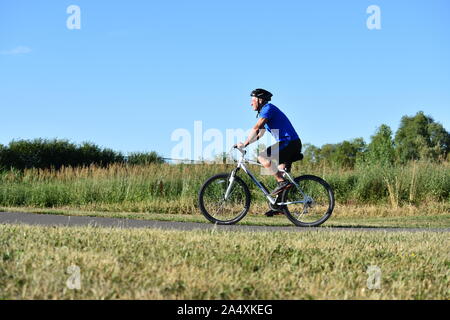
[0, 46, 32, 55]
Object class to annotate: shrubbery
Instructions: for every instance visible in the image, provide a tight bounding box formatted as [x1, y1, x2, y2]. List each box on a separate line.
[0, 139, 164, 170]
[127, 151, 164, 165]
[303, 111, 449, 169]
[0, 161, 447, 211]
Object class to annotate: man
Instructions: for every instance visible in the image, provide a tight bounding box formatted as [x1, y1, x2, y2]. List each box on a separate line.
[235, 88, 302, 216]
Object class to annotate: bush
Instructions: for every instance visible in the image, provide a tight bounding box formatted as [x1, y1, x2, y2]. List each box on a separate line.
[127, 152, 164, 165]
[0, 139, 126, 170]
[0, 144, 6, 171]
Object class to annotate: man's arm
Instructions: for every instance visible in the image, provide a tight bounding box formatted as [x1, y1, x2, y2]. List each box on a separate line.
[239, 118, 268, 148]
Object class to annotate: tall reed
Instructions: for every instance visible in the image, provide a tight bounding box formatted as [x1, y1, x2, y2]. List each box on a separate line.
[0, 161, 448, 213]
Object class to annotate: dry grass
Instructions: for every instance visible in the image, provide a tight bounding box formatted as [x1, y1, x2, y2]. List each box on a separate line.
[0, 224, 448, 300]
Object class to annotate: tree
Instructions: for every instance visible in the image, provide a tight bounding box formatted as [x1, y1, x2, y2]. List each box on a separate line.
[0, 144, 5, 170]
[127, 151, 164, 165]
[320, 144, 337, 166]
[331, 138, 366, 168]
[366, 124, 395, 165]
[303, 143, 321, 164]
[395, 111, 449, 162]
[427, 122, 450, 161]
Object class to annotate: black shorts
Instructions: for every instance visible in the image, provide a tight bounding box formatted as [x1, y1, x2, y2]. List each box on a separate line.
[259, 139, 302, 170]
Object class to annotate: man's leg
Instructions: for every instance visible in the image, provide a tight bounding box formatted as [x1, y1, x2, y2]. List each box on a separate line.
[258, 160, 290, 216]
[258, 157, 292, 199]
[257, 156, 285, 182]
[258, 143, 293, 197]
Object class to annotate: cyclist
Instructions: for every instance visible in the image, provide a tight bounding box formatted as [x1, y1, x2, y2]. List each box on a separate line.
[235, 89, 302, 216]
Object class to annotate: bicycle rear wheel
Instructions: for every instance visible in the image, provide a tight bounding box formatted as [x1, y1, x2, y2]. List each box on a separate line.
[280, 175, 334, 227]
[198, 173, 251, 225]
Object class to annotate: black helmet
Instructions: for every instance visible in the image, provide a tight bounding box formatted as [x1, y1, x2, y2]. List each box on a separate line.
[251, 88, 272, 101]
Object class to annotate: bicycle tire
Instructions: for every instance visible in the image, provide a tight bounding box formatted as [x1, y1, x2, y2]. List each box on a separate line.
[280, 175, 334, 227]
[198, 173, 251, 225]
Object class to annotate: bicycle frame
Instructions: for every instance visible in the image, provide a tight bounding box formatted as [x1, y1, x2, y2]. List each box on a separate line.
[225, 148, 308, 206]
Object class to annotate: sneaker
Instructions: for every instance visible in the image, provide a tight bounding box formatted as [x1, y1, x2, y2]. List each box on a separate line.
[270, 180, 292, 196]
[264, 210, 284, 217]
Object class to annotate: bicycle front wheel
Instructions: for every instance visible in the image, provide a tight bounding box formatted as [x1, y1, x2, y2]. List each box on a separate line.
[198, 173, 251, 225]
[280, 175, 334, 227]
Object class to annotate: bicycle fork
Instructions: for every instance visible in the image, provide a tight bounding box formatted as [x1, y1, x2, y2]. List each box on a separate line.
[224, 171, 236, 200]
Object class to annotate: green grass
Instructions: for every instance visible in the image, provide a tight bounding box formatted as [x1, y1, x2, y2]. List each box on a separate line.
[0, 161, 448, 230]
[0, 224, 448, 299]
[0, 161, 448, 215]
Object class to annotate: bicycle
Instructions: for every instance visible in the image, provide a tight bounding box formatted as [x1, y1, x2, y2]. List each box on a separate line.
[198, 146, 335, 227]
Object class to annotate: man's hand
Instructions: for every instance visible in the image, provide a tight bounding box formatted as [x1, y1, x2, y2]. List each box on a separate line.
[234, 118, 267, 150]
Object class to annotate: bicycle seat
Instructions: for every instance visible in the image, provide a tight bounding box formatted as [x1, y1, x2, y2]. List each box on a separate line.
[284, 153, 303, 173]
[291, 152, 304, 162]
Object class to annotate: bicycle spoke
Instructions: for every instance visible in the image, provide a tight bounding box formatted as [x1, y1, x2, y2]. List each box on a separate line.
[282, 176, 334, 227]
[213, 199, 226, 216]
[199, 174, 249, 224]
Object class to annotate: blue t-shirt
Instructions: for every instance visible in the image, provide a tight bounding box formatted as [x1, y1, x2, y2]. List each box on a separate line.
[259, 103, 299, 145]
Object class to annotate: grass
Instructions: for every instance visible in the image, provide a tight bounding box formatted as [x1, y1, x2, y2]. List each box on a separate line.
[1, 162, 447, 300]
[0, 161, 448, 216]
[0, 161, 448, 228]
[0, 224, 448, 299]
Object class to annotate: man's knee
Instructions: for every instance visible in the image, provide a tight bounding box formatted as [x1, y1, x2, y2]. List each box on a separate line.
[259, 156, 280, 175]
[258, 155, 271, 168]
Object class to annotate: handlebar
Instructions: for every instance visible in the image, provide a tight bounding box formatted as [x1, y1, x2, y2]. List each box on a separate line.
[228, 145, 262, 166]
[233, 145, 247, 155]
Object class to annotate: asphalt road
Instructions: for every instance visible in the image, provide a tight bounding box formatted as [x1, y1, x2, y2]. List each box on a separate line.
[1, 211, 449, 233]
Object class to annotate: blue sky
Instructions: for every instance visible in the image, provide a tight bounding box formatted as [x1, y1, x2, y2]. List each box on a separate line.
[1, 0, 449, 159]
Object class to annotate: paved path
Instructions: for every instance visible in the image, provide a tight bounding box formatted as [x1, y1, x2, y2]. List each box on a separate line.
[1, 211, 449, 233]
